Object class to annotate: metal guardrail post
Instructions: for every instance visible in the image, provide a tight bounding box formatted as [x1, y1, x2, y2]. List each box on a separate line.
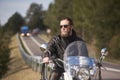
[17, 33, 43, 73]
[31, 56, 42, 72]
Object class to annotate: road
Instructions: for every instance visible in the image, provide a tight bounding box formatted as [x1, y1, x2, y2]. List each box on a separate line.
[21, 35, 120, 80]
[21, 35, 45, 56]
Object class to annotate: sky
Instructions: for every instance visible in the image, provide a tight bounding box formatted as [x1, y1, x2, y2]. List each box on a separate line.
[0, 0, 54, 25]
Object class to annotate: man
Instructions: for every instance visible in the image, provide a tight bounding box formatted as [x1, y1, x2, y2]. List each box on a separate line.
[43, 17, 84, 80]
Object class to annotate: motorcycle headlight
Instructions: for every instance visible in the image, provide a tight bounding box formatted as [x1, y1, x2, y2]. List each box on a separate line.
[77, 68, 90, 80]
[69, 65, 79, 77]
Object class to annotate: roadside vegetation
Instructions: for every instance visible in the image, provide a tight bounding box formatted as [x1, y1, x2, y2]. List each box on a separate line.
[0, 28, 12, 78]
[1, 34, 40, 80]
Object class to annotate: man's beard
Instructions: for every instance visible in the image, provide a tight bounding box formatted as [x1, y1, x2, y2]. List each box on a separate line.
[60, 30, 72, 37]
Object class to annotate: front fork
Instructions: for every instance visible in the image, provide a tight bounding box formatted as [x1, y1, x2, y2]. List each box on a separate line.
[63, 72, 73, 80]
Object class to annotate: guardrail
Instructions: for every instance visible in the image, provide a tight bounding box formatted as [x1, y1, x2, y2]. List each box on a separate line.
[17, 34, 43, 73]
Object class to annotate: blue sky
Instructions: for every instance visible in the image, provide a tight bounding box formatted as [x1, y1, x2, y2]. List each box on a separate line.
[0, 0, 54, 25]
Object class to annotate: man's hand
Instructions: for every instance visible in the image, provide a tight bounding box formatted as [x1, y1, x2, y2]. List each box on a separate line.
[43, 57, 49, 63]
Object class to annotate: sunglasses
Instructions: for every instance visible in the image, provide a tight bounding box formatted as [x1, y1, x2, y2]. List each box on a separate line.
[60, 25, 70, 28]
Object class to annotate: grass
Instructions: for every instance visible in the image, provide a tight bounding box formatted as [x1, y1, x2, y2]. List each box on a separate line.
[105, 58, 120, 65]
[87, 43, 120, 65]
[1, 34, 40, 80]
[39, 34, 51, 42]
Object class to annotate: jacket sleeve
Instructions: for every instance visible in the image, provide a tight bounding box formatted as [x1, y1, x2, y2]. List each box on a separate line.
[43, 37, 57, 58]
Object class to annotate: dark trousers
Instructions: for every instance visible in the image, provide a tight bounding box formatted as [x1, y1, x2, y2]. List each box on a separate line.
[41, 63, 64, 80]
[49, 66, 64, 80]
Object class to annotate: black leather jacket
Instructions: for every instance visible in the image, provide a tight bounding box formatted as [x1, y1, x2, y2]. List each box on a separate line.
[44, 30, 83, 60]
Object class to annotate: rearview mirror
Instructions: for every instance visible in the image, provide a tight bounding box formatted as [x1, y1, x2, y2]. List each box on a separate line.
[40, 43, 47, 52]
[101, 48, 108, 56]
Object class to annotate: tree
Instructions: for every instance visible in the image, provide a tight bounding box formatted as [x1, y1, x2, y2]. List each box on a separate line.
[0, 27, 11, 78]
[5, 12, 24, 33]
[73, 0, 120, 59]
[109, 34, 120, 59]
[44, 0, 120, 59]
[26, 3, 45, 30]
[44, 0, 73, 35]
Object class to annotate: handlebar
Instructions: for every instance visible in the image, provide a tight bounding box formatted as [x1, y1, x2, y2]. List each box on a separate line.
[41, 58, 64, 68]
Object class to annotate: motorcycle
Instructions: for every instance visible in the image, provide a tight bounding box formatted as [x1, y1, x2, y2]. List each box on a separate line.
[40, 41, 108, 80]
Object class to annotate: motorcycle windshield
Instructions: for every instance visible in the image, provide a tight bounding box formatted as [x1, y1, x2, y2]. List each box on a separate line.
[64, 41, 89, 58]
[64, 41, 94, 70]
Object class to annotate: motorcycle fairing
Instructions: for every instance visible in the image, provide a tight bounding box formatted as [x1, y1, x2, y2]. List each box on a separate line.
[63, 41, 96, 78]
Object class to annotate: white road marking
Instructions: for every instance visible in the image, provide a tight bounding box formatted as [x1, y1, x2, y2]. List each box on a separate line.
[20, 35, 33, 56]
[30, 36, 41, 47]
[103, 67, 120, 73]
